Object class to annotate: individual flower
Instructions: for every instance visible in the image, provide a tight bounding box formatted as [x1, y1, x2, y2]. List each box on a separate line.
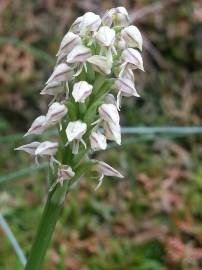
[80, 12, 101, 35]
[87, 55, 112, 75]
[95, 26, 115, 47]
[56, 32, 81, 56]
[45, 102, 68, 126]
[90, 131, 107, 151]
[72, 81, 93, 103]
[24, 115, 46, 136]
[46, 63, 73, 84]
[70, 16, 83, 34]
[102, 9, 114, 27]
[103, 121, 121, 145]
[35, 141, 58, 157]
[40, 81, 64, 97]
[113, 7, 129, 27]
[95, 160, 123, 189]
[66, 121, 87, 154]
[104, 94, 117, 106]
[121, 25, 143, 51]
[15, 142, 40, 155]
[99, 104, 120, 126]
[66, 45, 91, 64]
[121, 48, 144, 71]
[57, 165, 75, 186]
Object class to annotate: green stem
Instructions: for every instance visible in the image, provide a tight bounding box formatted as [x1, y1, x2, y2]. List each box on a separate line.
[24, 184, 68, 270]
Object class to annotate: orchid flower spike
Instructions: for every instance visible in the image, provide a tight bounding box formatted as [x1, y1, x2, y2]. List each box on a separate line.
[15, 7, 144, 192]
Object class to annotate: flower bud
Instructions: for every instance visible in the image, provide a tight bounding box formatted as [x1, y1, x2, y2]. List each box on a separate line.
[97, 160, 123, 178]
[40, 81, 63, 96]
[87, 55, 112, 75]
[35, 141, 58, 156]
[15, 142, 40, 155]
[57, 32, 81, 56]
[24, 115, 46, 136]
[114, 7, 129, 27]
[102, 9, 114, 27]
[121, 25, 143, 51]
[57, 165, 75, 186]
[116, 77, 140, 97]
[72, 81, 93, 103]
[46, 63, 73, 84]
[103, 121, 121, 145]
[122, 48, 144, 71]
[99, 104, 120, 125]
[45, 102, 67, 126]
[70, 16, 83, 34]
[66, 45, 92, 64]
[90, 131, 107, 151]
[66, 121, 87, 142]
[104, 94, 117, 106]
[80, 12, 101, 35]
[95, 26, 115, 47]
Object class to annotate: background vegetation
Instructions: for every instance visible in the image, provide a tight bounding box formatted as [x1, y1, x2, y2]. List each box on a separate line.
[0, 0, 202, 269]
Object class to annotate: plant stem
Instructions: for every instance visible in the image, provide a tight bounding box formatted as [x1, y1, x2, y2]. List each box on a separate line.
[24, 184, 68, 270]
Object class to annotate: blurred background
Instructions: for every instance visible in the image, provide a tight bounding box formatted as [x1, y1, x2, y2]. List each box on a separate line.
[0, 0, 202, 269]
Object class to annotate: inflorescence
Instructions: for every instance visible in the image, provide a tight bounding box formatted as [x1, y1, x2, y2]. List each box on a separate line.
[16, 7, 144, 190]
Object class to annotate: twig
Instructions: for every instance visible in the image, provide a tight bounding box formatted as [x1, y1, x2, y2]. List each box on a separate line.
[0, 213, 27, 267]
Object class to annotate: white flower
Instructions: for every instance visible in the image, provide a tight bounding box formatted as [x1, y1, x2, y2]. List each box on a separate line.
[70, 16, 83, 34]
[80, 12, 101, 35]
[99, 104, 120, 125]
[114, 7, 129, 27]
[66, 121, 87, 154]
[15, 142, 40, 155]
[95, 26, 115, 47]
[87, 55, 112, 75]
[57, 32, 81, 56]
[45, 102, 67, 126]
[40, 81, 64, 96]
[116, 77, 139, 97]
[35, 141, 58, 157]
[90, 131, 107, 151]
[103, 121, 121, 145]
[24, 115, 46, 136]
[122, 48, 144, 71]
[104, 94, 117, 106]
[102, 9, 114, 27]
[95, 160, 123, 190]
[46, 63, 73, 84]
[57, 165, 75, 186]
[121, 25, 143, 51]
[66, 45, 92, 64]
[72, 81, 93, 103]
